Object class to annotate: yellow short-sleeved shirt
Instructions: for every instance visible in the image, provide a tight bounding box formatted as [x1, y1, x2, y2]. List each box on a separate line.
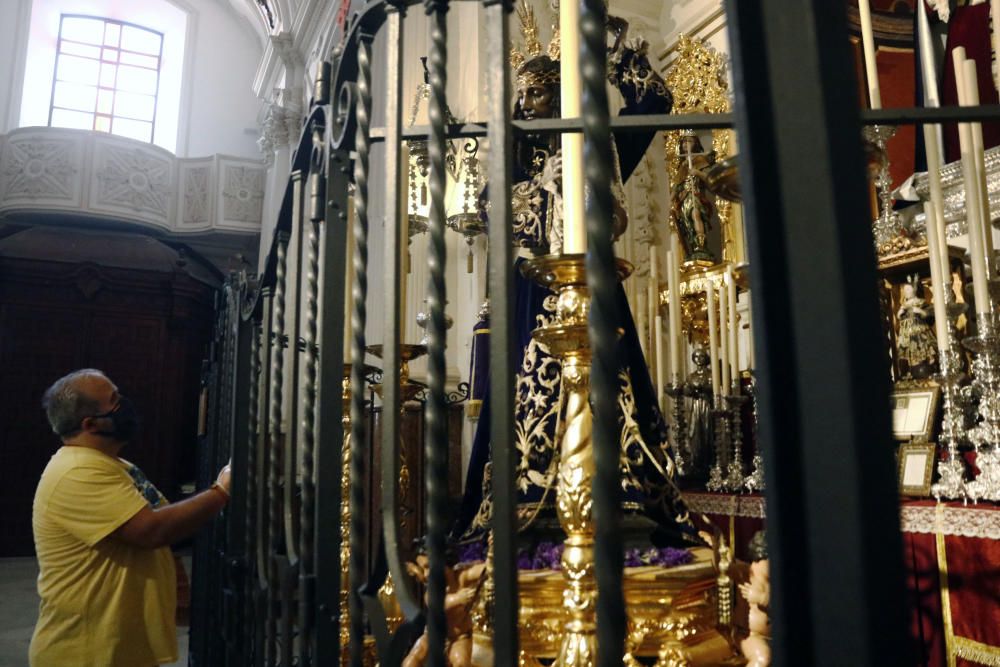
[29, 446, 177, 667]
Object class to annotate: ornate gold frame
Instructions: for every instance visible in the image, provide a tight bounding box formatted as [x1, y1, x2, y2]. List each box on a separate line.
[664, 35, 742, 264]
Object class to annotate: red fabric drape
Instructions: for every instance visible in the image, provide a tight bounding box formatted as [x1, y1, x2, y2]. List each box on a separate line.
[941, 3, 1000, 163]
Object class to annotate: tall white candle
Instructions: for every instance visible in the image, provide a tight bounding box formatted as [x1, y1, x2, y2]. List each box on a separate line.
[651, 248, 664, 402]
[922, 122, 951, 287]
[952, 51, 991, 316]
[719, 277, 730, 395]
[671, 232, 685, 380]
[665, 247, 680, 380]
[560, 0, 585, 254]
[646, 282, 655, 363]
[963, 59, 995, 276]
[636, 283, 648, 358]
[707, 282, 720, 396]
[727, 267, 738, 389]
[916, 1, 949, 286]
[924, 202, 949, 357]
[917, 0, 945, 158]
[858, 0, 882, 109]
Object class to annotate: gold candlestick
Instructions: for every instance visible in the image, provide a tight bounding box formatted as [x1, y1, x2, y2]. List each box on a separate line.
[522, 253, 631, 667]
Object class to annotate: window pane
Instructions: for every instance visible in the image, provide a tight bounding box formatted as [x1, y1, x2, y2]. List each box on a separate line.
[52, 17, 163, 144]
[120, 26, 161, 55]
[116, 65, 157, 95]
[97, 89, 114, 114]
[61, 17, 105, 45]
[100, 63, 117, 88]
[111, 117, 152, 142]
[51, 108, 94, 130]
[114, 92, 154, 121]
[60, 41, 101, 59]
[53, 81, 97, 112]
[104, 23, 120, 47]
[119, 52, 158, 69]
[56, 54, 99, 85]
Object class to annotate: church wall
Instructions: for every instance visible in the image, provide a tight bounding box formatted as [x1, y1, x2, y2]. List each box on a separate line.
[180, 0, 262, 159]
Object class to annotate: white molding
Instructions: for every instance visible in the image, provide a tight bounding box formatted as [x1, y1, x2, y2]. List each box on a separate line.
[4, 0, 34, 133]
[0, 127, 265, 236]
[177, 0, 198, 158]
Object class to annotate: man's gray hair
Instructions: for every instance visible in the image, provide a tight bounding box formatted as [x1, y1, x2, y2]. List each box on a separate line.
[42, 369, 106, 437]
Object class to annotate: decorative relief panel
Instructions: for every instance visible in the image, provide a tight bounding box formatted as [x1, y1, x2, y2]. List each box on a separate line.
[0, 128, 265, 237]
[219, 162, 266, 230]
[0, 133, 83, 205]
[92, 143, 172, 223]
[179, 161, 212, 230]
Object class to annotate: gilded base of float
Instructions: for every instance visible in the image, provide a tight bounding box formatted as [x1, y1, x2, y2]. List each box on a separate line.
[513, 547, 738, 666]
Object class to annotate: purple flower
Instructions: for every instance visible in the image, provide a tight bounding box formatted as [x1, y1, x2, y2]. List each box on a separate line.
[624, 548, 643, 567]
[457, 540, 487, 564]
[656, 547, 694, 567]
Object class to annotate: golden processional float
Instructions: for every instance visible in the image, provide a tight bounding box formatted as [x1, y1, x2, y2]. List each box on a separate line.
[332, 9, 762, 666]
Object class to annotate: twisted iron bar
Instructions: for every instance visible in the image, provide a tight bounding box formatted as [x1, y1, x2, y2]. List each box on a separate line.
[349, 30, 373, 667]
[580, 0, 626, 663]
[244, 319, 260, 664]
[299, 139, 324, 666]
[424, 2, 450, 664]
[267, 232, 289, 667]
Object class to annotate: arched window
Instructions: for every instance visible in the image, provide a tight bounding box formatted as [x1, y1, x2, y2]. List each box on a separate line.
[49, 15, 163, 143]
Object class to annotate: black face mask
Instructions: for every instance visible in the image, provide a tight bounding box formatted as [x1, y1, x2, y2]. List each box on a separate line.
[90, 396, 141, 443]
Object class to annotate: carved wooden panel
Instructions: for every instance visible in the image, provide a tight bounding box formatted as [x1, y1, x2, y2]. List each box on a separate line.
[0, 254, 215, 555]
[366, 402, 466, 569]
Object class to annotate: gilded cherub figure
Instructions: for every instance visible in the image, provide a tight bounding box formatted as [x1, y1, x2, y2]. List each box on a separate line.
[402, 554, 487, 667]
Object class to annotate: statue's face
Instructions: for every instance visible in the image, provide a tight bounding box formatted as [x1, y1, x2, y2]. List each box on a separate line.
[517, 83, 556, 120]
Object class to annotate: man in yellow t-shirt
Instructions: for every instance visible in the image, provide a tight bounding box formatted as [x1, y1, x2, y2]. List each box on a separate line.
[30, 369, 232, 667]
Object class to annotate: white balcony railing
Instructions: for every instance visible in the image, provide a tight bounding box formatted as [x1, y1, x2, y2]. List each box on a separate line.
[0, 127, 266, 236]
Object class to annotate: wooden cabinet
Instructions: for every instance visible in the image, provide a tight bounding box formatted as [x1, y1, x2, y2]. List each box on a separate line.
[0, 238, 217, 555]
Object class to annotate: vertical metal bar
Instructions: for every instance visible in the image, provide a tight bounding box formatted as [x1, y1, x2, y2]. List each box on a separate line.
[482, 0, 518, 661]
[267, 233, 289, 667]
[423, 1, 449, 664]
[286, 172, 305, 565]
[299, 119, 325, 667]
[227, 304, 252, 667]
[579, 0, 625, 664]
[255, 289, 273, 667]
[244, 317, 261, 665]
[349, 28, 375, 667]
[315, 147, 351, 667]
[380, 3, 423, 630]
[725, 1, 909, 664]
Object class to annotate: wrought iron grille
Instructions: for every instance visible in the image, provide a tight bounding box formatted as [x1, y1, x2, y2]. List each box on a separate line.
[187, 1, 1000, 665]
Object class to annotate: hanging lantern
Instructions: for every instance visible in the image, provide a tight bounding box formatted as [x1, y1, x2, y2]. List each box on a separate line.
[446, 140, 487, 272]
[407, 139, 431, 237]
